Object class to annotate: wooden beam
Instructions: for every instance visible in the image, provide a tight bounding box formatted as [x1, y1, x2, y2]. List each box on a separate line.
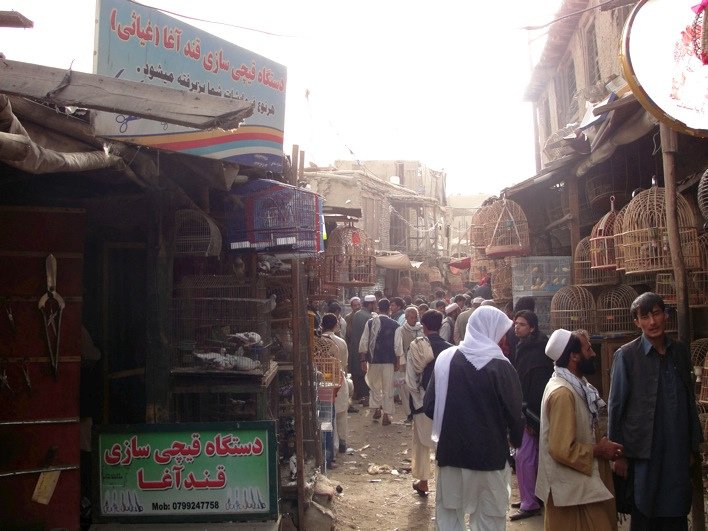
[0, 60, 254, 130]
[566, 180, 581, 283]
[592, 93, 637, 116]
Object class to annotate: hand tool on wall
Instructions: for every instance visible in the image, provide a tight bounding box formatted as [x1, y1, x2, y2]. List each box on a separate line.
[38, 255, 65, 379]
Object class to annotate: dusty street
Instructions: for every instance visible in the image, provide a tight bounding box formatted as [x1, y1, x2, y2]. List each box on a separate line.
[328, 403, 545, 531]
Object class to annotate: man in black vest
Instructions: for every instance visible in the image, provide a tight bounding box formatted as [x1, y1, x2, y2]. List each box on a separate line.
[608, 292, 702, 530]
[359, 298, 400, 426]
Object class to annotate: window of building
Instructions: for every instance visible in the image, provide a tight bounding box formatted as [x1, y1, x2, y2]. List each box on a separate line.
[540, 96, 552, 136]
[556, 59, 578, 126]
[585, 23, 600, 86]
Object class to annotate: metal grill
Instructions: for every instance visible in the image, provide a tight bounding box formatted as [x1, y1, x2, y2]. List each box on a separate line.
[174, 275, 265, 299]
[175, 209, 222, 257]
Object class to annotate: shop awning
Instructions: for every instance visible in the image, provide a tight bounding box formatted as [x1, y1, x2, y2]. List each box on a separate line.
[375, 252, 423, 270]
[448, 256, 471, 269]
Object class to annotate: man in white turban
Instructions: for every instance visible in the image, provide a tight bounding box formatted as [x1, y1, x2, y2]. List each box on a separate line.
[424, 306, 525, 530]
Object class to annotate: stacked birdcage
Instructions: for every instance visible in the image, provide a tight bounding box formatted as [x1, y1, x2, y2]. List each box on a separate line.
[305, 254, 340, 301]
[691, 338, 708, 397]
[491, 258, 513, 301]
[175, 209, 222, 257]
[484, 198, 530, 258]
[469, 205, 491, 249]
[312, 338, 342, 389]
[322, 223, 376, 286]
[469, 246, 495, 282]
[697, 168, 708, 222]
[613, 204, 629, 271]
[596, 285, 638, 335]
[174, 275, 264, 299]
[574, 237, 619, 287]
[550, 285, 596, 331]
[589, 197, 619, 270]
[621, 186, 701, 273]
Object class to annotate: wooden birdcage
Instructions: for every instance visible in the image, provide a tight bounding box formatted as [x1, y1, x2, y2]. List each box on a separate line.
[305, 254, 340, 301]
[491, 258, 512, 301]
[589, 197, 619, 270]
[469, 246, 495, 280]
[469, 205, 491, 249]
[613, 204, 629, 271]
[698, 168, 708, 222]
[312, 335, 342, 389]
[550, 285, 596, 331]
[596, 284, 638, 335]
[691, 338, 708, 381]
[701, 354, 708, 404]
[547, 183, 566, 223]
[574, 237, 619, 287]
[484, 198, 530, 258]
[322, 223, 376, 286]
[700, 233, 708, 268]
[621, 186, 701, 273]
[531, 232, 565, 256]
[175, 209, 222, 257]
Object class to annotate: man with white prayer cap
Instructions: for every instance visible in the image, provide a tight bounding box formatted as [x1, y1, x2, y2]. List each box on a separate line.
[535, 328, 622, 530]
[439, 302, 460, 343]
[424, 306, 525, 530]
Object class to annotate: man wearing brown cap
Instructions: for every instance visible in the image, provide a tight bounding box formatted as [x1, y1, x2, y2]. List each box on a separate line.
[536, 328, 622, 530]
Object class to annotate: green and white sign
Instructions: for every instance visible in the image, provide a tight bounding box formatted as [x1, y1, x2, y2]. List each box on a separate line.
[94, 421, 277, 523]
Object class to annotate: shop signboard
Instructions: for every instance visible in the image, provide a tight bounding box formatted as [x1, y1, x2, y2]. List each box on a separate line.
[93, 0, 287, 172]
[93, 421, 277, 523]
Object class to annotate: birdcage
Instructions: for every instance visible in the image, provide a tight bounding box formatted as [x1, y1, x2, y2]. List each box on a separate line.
[623, 271, 656, 291]
[596, 285, 638, 335]
[574, 237, 619, 287]
[322, 223, 376, 287]
[590, 197, 619, 270]
[550, 285, 596, 331]
[312, 335, 342, 389]
[305, 254, 340, 301]
[469, 246, 495, 279]
[699, 233, 708, 268]
[697, 168, 708, 222]
[169, 298, 272, 371]
[691, 338, 708, 389]
[491, 259, 512, 301]
[484, 198, 530, 258]
[175, 209, 222, 257]
[613, 204, 629, 271]
[656, 271, 708, 307]
[546, 183, 566, 223]
[469, 205, 491, 249]
[621, 186, 701, 273]
[531, 233, 565, 256]
[699, 342, 708, 404]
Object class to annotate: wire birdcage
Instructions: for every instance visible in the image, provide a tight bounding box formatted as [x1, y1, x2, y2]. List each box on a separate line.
[469, 205, 491, 249]
[574, 237, 619, 287]
[621, 186, 701, 273]
[484, 198, 530, 258]
[322, 223, 376, 287]
[175, 209, 222, 257]
[491, 258, 512, 301]
[590, 197, 619, 270]
[312, 335, 342, 389]
[305, 254, 340, 302]
[596, 284, 638, 335]
[613, 204, 629, 271]
[174, 275, 264, 299]
[550, 285, 596, 331]
[691, 338, 708, 380]
[698, 168, 708, 222]
[656, 271, 708, 308]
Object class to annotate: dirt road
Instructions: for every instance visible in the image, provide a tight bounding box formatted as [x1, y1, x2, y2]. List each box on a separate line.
[328, 404, 545, 531]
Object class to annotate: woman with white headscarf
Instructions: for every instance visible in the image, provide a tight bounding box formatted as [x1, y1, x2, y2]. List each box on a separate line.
[424, 306, 526, 531]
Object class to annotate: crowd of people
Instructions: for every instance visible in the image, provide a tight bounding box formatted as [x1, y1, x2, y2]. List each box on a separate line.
[312, 288, 702, 531]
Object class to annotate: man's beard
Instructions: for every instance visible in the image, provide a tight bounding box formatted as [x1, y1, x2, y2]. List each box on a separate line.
[578, 357, 596, 376]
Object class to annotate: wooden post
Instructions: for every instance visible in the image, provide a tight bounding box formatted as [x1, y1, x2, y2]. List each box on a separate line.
[290, 258, 307, 527]
[661, 124, 705, 531]
[566, 179, 581, 284]
[291, 145, 299, 186]
[298, 149, 305, 183]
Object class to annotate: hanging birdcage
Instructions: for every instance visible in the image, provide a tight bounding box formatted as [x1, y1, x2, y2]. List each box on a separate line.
[613, 204, 629, 271]
[590, 197, 619, 270]
[596, 284, 638, 335]
[698, 168, 708, 222]
[305, 254, 340, 301]
[484, 198, 530, 258]
[621, 185, 701, 273]
[175, 209, 222, 257]
[491, 258, 512, 301]
[312, 335, 342, 390]
[322, 223, 376, 287]
[574, 237, 619, 287]
[469, 246, 495, 281]
[469, 205, 491, 249]
[550, 285, 596, 331]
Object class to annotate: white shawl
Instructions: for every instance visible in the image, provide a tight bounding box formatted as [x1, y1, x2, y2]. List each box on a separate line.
[431, 306, 513, 442]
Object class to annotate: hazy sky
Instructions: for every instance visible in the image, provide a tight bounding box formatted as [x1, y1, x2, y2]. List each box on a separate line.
[0, 0, 561, 195]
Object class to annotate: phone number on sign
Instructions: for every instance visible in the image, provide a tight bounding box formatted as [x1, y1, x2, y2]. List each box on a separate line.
[173, 501, 219, 510]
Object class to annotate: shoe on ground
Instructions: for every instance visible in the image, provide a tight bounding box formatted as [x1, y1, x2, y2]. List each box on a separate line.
[347, 405, 359, 413]
[338, 442, 347, 454]
[372, 407, 382, 420]
[509, 508, 541, 521]
[382, 414, 391, 426]
[413, 480, 429, 497]
[510, 502, 521, 509]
